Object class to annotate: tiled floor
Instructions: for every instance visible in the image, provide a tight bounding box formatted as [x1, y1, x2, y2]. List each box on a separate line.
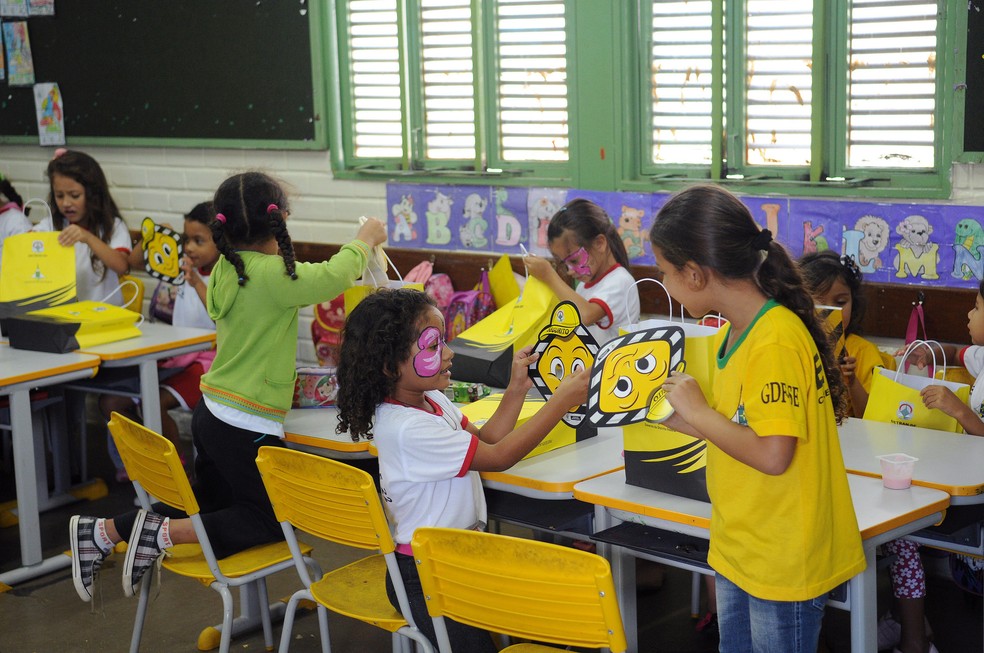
[1, 404, 981, 652]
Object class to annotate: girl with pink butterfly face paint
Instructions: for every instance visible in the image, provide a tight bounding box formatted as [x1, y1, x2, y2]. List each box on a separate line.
[334, 289, 590, 653]
[522, 198, 641, 345]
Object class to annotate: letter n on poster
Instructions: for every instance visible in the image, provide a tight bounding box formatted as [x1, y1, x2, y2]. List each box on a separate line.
[34, 82, 66, 146]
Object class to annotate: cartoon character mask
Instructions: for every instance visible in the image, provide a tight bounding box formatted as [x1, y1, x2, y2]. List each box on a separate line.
[587, 325, 686, 426]
[529, 301, 600, 426]
[142, 217, 184, 285]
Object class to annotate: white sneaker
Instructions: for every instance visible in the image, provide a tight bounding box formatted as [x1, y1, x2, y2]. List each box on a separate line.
[878, 612, 901, 650]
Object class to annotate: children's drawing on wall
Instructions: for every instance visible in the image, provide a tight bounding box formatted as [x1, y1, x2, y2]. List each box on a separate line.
[492, 187, 527, 250]
[893, 214, 939, 280]
[33, 82, 65, 146]
[741, 197, 786, 245]
[527, 188, 567, 255]
[28, 0, 54, 16]
[618, 205, 648, 260]
[952, 217, 984, 281]
[2, 21, 35, 86]
[459, 192, 489, 249]
[0, 0, 28, 17]
[390, 193, 418, 243]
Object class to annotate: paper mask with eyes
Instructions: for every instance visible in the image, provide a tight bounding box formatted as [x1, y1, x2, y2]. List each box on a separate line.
[142, 217, 184, 285]
[529, 301, 599, 427]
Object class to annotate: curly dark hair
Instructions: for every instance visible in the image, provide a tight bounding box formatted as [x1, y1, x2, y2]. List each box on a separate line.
[46, 150, 121, 280]
[0, 176, 24, 208]
[649, 184, 848, 423]
[799, 250, 866, 336]
[335, 288, 438, 440]
[211, 171, 296, 286]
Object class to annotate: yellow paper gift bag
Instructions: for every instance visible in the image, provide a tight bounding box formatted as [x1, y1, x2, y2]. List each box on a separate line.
[0, 231, 76, 318]
[343, 247, 423, 315]
[7, 300, 143, 353]
[863, 340, 970, 433]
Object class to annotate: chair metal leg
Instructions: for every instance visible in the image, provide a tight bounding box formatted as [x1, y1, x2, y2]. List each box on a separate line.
[216, 583, 235, 653]
[316, 604, 331, 653]
[130, 569, 153, 653]
[277, 590, 315, 653]
[691, 571, 701, 618]
[256, 578, 274, 651]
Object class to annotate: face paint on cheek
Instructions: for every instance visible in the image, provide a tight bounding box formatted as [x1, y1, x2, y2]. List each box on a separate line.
[563, 247, 591, 276]
[413, 326, 444, 377]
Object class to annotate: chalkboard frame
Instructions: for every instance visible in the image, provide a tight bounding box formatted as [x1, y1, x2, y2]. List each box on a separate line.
[0, 2, 329, 150]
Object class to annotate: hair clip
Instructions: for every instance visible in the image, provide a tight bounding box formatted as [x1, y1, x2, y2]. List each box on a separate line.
[839, 254, 861, 279]
[52, 148, 67, 160]
[215, 213, 227, 224]
[266, 204, 279, 215]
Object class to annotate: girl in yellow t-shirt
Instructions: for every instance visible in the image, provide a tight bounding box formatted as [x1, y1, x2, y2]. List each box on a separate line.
[800, 250, 893, 417]
[650, 184, 865, 653]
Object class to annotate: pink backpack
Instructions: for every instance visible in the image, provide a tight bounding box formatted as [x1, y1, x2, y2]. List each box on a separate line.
[405, 258, 455, 310]
[444, 270, 494, 341]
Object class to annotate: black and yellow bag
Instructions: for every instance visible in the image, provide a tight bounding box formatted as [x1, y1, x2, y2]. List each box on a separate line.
[7, 300, 142, 353]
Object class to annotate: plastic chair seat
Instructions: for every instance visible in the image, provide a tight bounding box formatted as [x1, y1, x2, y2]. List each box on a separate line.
[163, 540, 311, 582]
[308, 553, 407, 633]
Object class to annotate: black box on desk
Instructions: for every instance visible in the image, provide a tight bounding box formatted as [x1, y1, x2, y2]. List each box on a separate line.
[623, 421, 709, 502]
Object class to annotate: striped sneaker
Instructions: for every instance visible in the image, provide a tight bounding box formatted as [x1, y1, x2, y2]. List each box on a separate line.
[69, 515, 111, 602]
[122, 510, 167, 598]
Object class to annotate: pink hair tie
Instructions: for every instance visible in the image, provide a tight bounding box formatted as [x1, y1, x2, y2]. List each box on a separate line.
[266, 204, 279, 215]
[215, 213, 227, 224]
[52, 148, 67, 159]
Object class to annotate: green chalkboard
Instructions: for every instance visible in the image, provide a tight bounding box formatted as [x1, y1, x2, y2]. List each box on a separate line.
[0, 1, 324, 147]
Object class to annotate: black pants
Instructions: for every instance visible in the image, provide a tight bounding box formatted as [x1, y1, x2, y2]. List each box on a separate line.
[385, 551, 498, 653]
[114, 401, 286, 559]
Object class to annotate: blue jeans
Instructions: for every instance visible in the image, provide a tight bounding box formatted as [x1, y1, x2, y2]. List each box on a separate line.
[716, 572, 827, 653]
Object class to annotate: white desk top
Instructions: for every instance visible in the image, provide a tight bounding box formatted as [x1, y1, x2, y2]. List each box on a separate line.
[76, 322, 215, 361]
[480, 426, 625, 498]
[282, 407, 372, 457]
[839, 417, 984, 500]
[0, 344, 100, 391]
[574, 469, 950, 541]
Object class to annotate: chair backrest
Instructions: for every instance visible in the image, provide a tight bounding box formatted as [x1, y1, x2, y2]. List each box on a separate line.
[255, 446, 395, 554]
[411, 527, 628, 653]
[108, 412, 199, 516]
[118, 274, 145, 315]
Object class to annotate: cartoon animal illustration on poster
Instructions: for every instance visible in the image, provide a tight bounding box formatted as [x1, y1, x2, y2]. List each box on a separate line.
[586, 324, 686, 427]
[459, 192, 489, 248]
[843, 214, 890, 273]
[893, 214, 939, 280]
[952, 217, 984, 281]
[425, 190, 453, 246]
[527, 188, 567, 255]
[390, 194, 418, 243]
[529, 301, 599, 428]
[141, 217, 183, 285]
[618, 205, 648, 260]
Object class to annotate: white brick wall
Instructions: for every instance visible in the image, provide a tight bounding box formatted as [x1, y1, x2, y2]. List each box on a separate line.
[5, 143, 984, 365]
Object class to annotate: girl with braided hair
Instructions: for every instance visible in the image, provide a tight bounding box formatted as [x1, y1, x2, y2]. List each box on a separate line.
[650, 184, 864, 653]
[69, 170, 386, 605]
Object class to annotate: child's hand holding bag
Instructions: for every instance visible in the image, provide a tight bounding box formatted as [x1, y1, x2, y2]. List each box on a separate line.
[863, 339, 971, 433]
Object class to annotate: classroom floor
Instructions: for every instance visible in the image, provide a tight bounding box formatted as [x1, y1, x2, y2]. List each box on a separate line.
[1, 402, 981, 653]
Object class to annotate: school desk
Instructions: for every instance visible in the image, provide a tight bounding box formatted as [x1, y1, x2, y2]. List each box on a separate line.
[73, 322, 215, 435]
[0, 344, 100, 587]
[573, 469, 950, 653]
[839, 417, 984, 504]
[282, 407, 373, 459]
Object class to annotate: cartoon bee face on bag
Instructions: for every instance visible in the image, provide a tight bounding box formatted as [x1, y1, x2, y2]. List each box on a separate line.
[142, 217, 184, 285]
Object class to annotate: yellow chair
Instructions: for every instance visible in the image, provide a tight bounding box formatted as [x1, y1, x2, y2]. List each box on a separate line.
[255, 446, 434, 653]
[108, 413, 314, 653]
[410, 527, 628, 653]
[118, 274, 145, 314]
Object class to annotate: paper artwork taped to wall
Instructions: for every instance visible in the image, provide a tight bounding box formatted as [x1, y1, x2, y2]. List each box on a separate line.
[3, 21, 34, 86]
[33, 83, 65, 146]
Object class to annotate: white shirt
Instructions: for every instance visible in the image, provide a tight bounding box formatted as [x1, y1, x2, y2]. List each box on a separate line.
[172, 272, 213, 329]
[32, 215, 131, 305]
[0, 203, 32, 268]
[374, 390, 486, 545]
[576, 265, 641, 345]
[959, 345, 984, 422]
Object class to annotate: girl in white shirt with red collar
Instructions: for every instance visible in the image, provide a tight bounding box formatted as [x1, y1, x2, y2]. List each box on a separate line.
[523, 198, 640, 344]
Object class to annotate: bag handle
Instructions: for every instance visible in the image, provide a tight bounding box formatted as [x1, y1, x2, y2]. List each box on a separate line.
[22, 198, 52, 224]
[904, 293, 927, 373]
[97, 281, 147, 328]
[896, 339, 943, 381]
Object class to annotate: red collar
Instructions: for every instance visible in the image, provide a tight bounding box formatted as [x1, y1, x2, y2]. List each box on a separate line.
[583, 264, 621, 289]
[384, 394, 443, 416]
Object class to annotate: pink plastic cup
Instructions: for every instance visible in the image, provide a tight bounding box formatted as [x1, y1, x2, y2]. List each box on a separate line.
[877, 453, 918, 490]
